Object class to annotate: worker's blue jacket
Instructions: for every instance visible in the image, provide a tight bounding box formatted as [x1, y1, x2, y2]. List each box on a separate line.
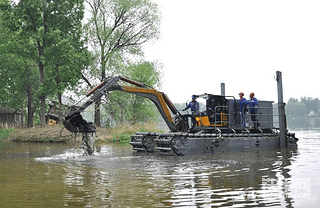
[239, 98, 248, 113]
[249, 97, 258, 113]
[185, 101, 199, 112]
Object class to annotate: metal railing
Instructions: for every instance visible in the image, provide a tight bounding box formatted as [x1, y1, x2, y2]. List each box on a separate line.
[193, 105, 281, 133]
[238, 106, 280, 131]
[213, 105, 230, 128]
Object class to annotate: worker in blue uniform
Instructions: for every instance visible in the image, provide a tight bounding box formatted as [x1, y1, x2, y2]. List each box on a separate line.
[183, 95, 200, 115]
[249, 92, 260, 128]
[239, 92, 248, 127]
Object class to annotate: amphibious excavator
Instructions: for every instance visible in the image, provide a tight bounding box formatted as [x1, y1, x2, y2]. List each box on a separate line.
[63, 74, 298, 156]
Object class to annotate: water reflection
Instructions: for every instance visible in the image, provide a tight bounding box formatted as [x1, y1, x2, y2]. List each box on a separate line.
[50, 146, 297, 207]
[0, 137, 316, 207]
[147, 150, 297, 207]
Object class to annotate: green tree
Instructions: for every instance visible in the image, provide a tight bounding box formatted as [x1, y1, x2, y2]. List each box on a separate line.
[0, 0, 40, 127]
[286, 97, 320, 129]
[286, 99, 307, 117]
[0, 0, 89, 127]
[0, 0, 90, 126]
[84, 0, 160, 126]
[300, 97, 319, 115]
[14, 0, 88, 126]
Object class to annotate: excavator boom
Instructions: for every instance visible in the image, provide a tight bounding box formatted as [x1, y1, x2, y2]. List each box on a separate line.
[63, 76, 186, 133]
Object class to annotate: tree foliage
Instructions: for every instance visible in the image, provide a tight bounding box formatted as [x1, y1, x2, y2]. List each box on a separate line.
[0, 0, 162, 128]
[286, 97, 320, 129]
[286, 97, 320, 117]
[0, 0, 40, 126]
[84, 0, 160, 126]
[0, 0, 89, 126]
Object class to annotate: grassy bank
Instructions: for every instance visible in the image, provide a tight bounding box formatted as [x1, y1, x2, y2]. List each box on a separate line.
[1, 122, 162, 143]
[0, 128, 13, 141]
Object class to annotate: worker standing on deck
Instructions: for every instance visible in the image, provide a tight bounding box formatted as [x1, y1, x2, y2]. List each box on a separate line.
[183, 95, 200, 116]
[249, 92, 260, 128]
[239, 92, 248, 127]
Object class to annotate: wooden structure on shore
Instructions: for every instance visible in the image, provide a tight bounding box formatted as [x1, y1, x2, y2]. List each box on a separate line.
[0, 106, 24, 127]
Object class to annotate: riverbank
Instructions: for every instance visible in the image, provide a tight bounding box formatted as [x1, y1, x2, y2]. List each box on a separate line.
[3, 122, 161, 143]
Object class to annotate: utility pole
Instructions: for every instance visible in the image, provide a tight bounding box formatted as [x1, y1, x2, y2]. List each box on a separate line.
[276, 71, 287, 148]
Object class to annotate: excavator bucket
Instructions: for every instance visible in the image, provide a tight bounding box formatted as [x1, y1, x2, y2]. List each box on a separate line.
[63, 113, 96, 133]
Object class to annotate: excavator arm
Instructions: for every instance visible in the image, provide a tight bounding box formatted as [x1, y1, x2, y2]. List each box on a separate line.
[63, 76, 187, 133]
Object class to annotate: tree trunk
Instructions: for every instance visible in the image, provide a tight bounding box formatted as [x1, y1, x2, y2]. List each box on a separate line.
[94, 50, 106, 127]
[56, 67, 62, 105]
[40, 96, 46, 126]
[39, 61, 46, 127]
[94, 98, 101, 126]
[58, 93, 62, 105]
[26, 84, 34, 128]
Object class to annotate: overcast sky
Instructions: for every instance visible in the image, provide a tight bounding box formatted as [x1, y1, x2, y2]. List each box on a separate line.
[144, 0, 320, 104]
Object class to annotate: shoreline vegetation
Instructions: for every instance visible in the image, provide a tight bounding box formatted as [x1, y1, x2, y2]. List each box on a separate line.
[0, 122, 161, 143]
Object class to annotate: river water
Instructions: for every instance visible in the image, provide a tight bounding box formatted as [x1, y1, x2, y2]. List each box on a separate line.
[0, 130, 319, 208]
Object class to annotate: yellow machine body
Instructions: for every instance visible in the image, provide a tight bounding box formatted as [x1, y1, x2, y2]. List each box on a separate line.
[195, 113, 228, 127]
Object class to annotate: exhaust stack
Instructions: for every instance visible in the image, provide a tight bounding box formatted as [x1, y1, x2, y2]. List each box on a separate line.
[221, 83, 225, 96]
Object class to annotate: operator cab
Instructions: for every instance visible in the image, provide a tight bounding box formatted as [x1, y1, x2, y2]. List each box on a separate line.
[184, 94, 229, 132]
[198, 94, 229, 127]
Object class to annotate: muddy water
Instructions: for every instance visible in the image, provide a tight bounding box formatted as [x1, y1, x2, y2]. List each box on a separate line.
[0, 131, 319, 208]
